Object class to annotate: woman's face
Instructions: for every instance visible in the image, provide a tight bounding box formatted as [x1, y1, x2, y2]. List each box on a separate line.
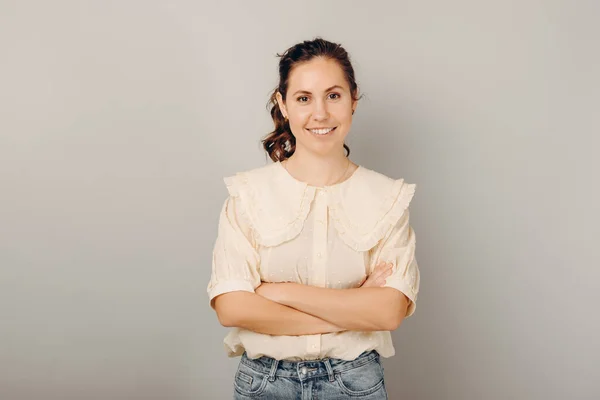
[277, 57, 357, 157]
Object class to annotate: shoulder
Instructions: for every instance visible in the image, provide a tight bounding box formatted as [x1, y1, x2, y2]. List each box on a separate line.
[349, 165, 416, 196]
[349, 165, 416, 207]
[329, 165, 416, 251]
[222, 162, 313, 246]
[223, 162, 280, 197]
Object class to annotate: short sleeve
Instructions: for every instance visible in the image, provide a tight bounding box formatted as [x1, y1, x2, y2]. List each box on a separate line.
[370, 208, 420, 318]
[207, 195, 261, 309]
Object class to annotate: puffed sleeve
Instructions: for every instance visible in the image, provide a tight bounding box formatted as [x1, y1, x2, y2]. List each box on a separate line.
[207, 194, 261, 309]
[371, 208, 420, 318]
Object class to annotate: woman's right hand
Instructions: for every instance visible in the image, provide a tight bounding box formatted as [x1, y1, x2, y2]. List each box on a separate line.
[358, 261, 394, 288]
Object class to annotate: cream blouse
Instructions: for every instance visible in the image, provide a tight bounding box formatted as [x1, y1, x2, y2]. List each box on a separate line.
[207, 161, 420, 361]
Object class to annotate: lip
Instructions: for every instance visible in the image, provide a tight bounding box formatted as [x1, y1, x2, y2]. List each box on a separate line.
[307, 127, 336, 130]
[306, 126, 337, 136]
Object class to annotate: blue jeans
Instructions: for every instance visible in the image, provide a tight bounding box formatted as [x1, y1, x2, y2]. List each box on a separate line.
[233, 350, 388, 399]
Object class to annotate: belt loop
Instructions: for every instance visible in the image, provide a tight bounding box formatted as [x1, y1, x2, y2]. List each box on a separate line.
[268, 358, 279, 382]
[323, 358, 335, 382]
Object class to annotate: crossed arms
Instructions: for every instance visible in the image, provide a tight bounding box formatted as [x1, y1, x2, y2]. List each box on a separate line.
[212, 279, 409, 336]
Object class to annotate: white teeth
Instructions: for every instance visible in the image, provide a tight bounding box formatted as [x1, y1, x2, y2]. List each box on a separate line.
[309, 127, 335, 135]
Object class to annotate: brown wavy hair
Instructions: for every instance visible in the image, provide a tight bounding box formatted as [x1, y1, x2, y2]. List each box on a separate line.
[262, 37, 362, 162]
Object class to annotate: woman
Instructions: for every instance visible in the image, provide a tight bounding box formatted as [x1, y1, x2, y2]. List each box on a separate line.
[207, 38, 420, 399]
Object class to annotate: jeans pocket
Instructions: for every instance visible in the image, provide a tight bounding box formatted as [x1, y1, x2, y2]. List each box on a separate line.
[335, 358, 385, 397]
[233, 363, 269, 397]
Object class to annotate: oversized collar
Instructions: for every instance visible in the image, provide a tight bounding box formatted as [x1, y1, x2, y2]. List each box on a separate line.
[224, 162, 415, 251]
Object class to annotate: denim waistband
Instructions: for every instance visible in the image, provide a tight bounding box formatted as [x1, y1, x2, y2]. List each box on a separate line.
[240, 350, 380, 382]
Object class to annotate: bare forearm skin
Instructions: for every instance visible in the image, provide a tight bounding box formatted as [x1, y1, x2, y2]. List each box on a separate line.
[277, 284, 408, 331]
[213, 291, 346, 336]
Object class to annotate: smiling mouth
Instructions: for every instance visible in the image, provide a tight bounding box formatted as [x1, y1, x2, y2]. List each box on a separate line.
[306, 127, 337, 135]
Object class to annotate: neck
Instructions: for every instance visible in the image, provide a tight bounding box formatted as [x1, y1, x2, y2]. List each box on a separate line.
[283, 148, 351, 187]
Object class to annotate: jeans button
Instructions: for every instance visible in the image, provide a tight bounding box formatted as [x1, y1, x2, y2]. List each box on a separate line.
[301, 366, 307, 375]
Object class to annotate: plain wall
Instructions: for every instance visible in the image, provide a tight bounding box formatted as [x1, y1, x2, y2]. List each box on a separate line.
[1, 1, 598, 399]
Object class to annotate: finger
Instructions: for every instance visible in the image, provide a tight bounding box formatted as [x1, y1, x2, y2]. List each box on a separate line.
[367, 266, 383, 279]
[370, 269, 386, 281]
[375, 263, 393, 278]
[373, 261, 388, 274]
[385, 263, 394, 275]
[381, 271, 393, 283]
[378, 262, 393, 274]
[373, 261, 386, 272]
[375, 267, 393, 282]
[375, 266, 392, 280]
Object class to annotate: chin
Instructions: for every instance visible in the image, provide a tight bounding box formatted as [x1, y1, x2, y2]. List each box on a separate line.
[310, 141, 345, 155]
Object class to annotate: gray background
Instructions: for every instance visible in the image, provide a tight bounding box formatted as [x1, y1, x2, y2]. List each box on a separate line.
[1, 1, 598, 399]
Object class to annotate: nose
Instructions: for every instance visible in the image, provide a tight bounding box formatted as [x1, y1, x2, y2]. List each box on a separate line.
[312, 98, 329, 121]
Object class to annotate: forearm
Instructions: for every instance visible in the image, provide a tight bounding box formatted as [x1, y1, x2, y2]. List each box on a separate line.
[277, 284, 408, 331]
[213, 291, 347, 336]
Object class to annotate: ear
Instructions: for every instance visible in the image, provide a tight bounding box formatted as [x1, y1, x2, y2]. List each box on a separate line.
[275, 91, 287, 119]
[352, 99, 358, 115]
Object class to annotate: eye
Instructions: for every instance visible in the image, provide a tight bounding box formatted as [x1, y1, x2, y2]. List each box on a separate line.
[297, 96, 309, 103]
[328, 93, 341, 100]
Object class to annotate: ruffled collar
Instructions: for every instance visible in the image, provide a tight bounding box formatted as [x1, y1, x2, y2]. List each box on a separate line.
[224, 162, 415, 251]
[274, 160, 363, 190]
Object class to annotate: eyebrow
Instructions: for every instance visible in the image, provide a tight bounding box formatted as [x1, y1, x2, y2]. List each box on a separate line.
[291, 85, 344, 97]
